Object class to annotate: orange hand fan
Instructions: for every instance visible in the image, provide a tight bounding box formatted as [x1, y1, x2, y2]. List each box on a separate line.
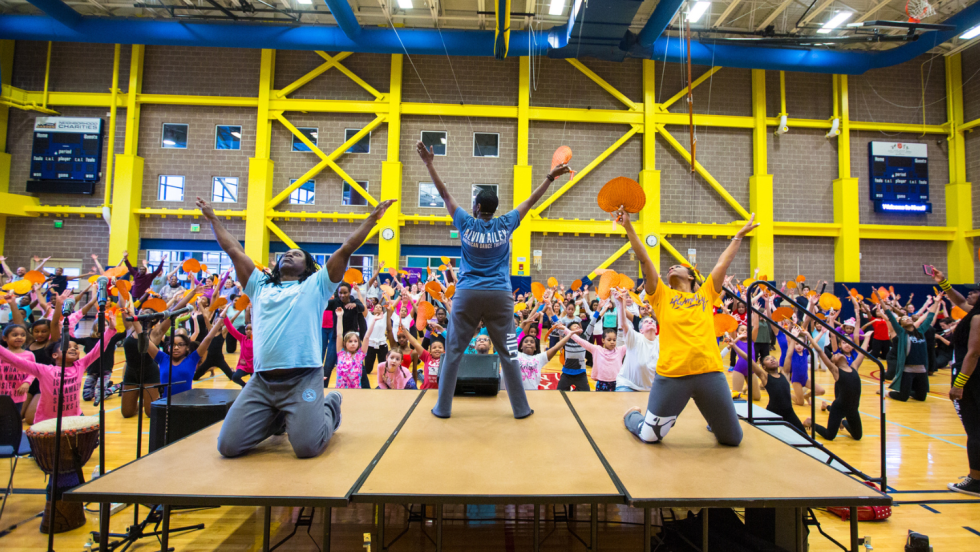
[114, 279, 132, 300]
[796, 275, 806, 283]
[105, 265, 129, 279]
[425, 281, 444, 301]
[531, 282, 546, 301]
[952, 305, 967, 320]
[514, 302, 527, 313]
[551, 146, 576, 178]
[628, 291, 643, 306]
[417, 300, 436, 321]
[141, 298, 168, 313]
[444, 283, 456, 299]
[771, 306, 795, 322]
[209, 296, 228, 313]
[597, 177, 646, 220]
[547, 277, 558, 288]
[571, 279, 582, 291]
[714, 313, 739, 338]
[380, 284, 394, 298]
[24, 271, 46, 285]
[343, 268, 363, 285]
[849, 288, 860, 298]
[440, 256, 451, 265]
[597, 271, 618, 299]
[200, 264, 209, 273]
[818, 293, 842, 311]
[235, 295, 251, 310]
[618, 275, 635, 291]
[182, 259, 202, 273]
[438, 265, 447, 271]
[785, 280, 797, 290]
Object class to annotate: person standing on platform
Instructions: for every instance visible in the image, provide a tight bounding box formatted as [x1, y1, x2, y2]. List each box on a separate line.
[620, 207, 758, 446]
[197, 196, 396, 459]
[416, 140, 569, 419]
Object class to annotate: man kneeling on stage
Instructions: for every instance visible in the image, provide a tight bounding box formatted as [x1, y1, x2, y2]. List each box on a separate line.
[196, 196, 396, 458]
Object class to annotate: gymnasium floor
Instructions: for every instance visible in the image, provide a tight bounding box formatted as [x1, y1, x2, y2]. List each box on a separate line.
[2, 348, 978, 551]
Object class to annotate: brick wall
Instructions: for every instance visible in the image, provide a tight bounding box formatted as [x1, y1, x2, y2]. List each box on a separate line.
[659, 236, 750, 282]
[848, 57, 947, 126]
[274, 50, 391, 100]
[12, 41, 131, 93]
[659, 128, 752, 224]
[3, 216, 110, 271]
[529, 57, 642, 111]
[765, 71, 834, 121]
[661, 65, 753, 117]
[142, 46, 261, 97]
[969, 132, 980, 228]
[528, 121, 641, 220]
[860, 239, 947, 283]
[402, 55, 519, 106]
[6, 106, 126, 207]
[851, 130, 948, 226]
[773, 237, 835, 289]
[139, 105, 256, 209]
[770, 130, 836, 223]
[963, 43, 980, 123]
[531, 234, 638, 285]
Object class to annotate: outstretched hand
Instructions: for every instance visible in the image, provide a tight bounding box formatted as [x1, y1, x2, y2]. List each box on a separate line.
[195, 197, 216, 220]
[549, 163, 571, 180]
[416, 141, 435, 165]
[370, 199, 397, 221]
[736, 213, 760, 239]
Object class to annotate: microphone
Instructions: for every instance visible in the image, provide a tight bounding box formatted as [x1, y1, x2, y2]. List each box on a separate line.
[61, 297, 75, 317]
[164, 305, 193, 319]
[96, 276, 109, 308]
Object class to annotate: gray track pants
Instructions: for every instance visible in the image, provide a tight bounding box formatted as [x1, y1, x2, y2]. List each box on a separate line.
[217, 367, 342, 458]
[625, 371, 742, 446]
[432, 288, 532, 418]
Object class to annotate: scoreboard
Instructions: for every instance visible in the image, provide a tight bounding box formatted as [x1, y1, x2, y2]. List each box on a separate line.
[868, 141, 931, 214]
[27, 117, 104, 195]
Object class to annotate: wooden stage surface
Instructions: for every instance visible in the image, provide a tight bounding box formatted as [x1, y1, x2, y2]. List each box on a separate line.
[67, 389, 889, 510]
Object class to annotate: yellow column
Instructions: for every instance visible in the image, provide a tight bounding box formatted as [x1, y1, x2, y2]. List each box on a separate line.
[378, 54, 403, 269]
[749, 69, 774, 276]
[108, 45, 145, 264]
[833, 75, 861, 282]
[245, 49, 276, 264]
[945, 55, 974, 283]
[0, 40, 14, 255]
[640, 59, 661, 273]
[511, 56, 533, 277]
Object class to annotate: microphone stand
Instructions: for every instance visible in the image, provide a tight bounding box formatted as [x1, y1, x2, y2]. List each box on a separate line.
[96, 297, 110, 552]
[45, 312, 71, 550]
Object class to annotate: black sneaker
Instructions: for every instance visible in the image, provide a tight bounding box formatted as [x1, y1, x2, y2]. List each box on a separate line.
[948, 476, 980, 497]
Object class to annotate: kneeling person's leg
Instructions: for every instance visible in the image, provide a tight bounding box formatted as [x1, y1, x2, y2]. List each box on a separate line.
[626, 376, 693, 443]
[691, 372, 743, 446]
[277, 367, 338, 458]
[218, 373, 280, 457]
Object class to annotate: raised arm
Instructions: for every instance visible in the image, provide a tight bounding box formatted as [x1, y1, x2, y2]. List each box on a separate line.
[416, 141, 460, 217]
[197, 197, 256, 289]
[617, 209, 659, 296]
[0, 256, 12, 280]
[515, 164, 570, 220]
[194, 311, 227, 366]
[852, 331, 875, 370]
[710, 214, 759, 294]
[325, 199, 396, 284]
[402, 322, 427, 357]
[545, 324, 578, 361]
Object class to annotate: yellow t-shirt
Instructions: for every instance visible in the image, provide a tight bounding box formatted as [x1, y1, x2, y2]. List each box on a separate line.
[648, 274, 723, 377]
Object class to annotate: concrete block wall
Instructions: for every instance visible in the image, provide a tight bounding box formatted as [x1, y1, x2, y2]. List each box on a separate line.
[2, 217, 110, 272]
[860, 239, 948, 283]
[4, 39, 978, 287]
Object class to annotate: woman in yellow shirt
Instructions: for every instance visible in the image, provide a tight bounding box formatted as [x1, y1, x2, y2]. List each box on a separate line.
[619, 207, 758, 445]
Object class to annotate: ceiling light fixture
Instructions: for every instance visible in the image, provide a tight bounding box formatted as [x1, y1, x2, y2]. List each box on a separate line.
[961, 23, 980, 40]
[817, 11, 853, 34]
[549, 0, 564, 16]
[397, 0, 414, 9]
[686, 2, 711, 23]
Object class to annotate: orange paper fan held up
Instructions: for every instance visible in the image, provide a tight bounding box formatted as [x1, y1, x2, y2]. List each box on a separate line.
[531, 282, 546, 301]
[234, 295, 251, 310]
[818, 293, 842, 311]
[597, 271, 618, 300]
[952, 305, 968, 320]
[343, 268, 363, 285]
[597, 177, 646, 215]
[571, 279, 582, 291]
[417, 300, 436, 321]
[551, 146, 576, 178]
[24, 271, 46, 285]
[182, 258, 202, 274]
[444, 283, 456, 299]
[547, 277, 558, 288]
[618, 275, 635, 291]
[771, 306, 795, 322]
[714, 313, 738, 338]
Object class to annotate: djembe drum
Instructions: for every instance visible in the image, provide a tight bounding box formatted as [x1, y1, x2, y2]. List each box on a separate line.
[26, 416, 100, 533]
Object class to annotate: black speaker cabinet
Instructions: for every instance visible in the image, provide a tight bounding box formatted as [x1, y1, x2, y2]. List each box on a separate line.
[149, 388, 241, 452]
[449, 353, 500, 396]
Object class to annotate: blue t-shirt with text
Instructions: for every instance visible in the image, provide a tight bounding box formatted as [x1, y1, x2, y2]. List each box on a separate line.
[453, 207, 520, 291]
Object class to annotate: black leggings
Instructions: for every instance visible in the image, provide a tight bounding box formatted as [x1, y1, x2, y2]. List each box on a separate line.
[888, 371, 929, 402]
[953, 377, 980, 471]
[814, 402, 863, 441]
[361, 345, 388, 389]
[194, 338, 235, 382]
[870, 338, 890, 360]
[754, 342, 771, 362]
[226, 336, 238, 354]
[769, 405, 806, 435]
[231, 369, 249, 387]
[557, 372, 590, 391]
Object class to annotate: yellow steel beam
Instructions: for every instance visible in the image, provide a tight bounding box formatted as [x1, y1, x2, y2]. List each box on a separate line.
[122, 45, 143, 156]
[833, 74, 861, 282]
[749, 69, 774, 276]
[641, 58, 662, 272]
[42, 42, 51, 109]
[135, 208, 246, 218]
[858, 224, 956, 241]
[512, 56, 532, 277]
[659, 112, 755, 128]
[849, 120, 947, 134]
[276, 51, 353, 98]
[108, 44, 144, 266]
[402, 102, 517, 119]
[244, 49, 276, 265]
[528, 106, 643, 125]
[587, 242, 632, 280]
[529, 125, 640, 217]
[966, 228, 980, 238]
[961, 117, 980, 132]
[656, 125, 751, 219]
[268, 98, 386, 113]
[136, 94, 258, 107]
[378, 54, 404, 270]
[765, 117, 832, 129]
[266, 219, 299, 250]
[659, 66, 722, 111]
[944, 53, 974, 283]
[26, 205, 101, 215]
[0, 40, 13, 253]
[268, 211, 369, 221]
[566, 58, 638, 111]
[104, 44, 120, 208]
[659, 236, 688, 266]
[0, 192, 41, 217]
[315, 51, 385, 99]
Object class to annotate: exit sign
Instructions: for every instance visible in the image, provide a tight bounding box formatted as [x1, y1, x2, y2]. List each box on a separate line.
[54, 220, 63, 229]
[450, 230, 459, 239]
[190, 223, 200, 233]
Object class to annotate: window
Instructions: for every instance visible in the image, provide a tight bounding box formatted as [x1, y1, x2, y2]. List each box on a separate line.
[472, 184, 498, 208]
[147, 250, 235, 284]
[421, 131, 447, 156]
[162, 123, 188, 149]
[342, 181, 369, 206]
[406, 256, 460, 273]
[289, 179, 316, 205]
[419, 182, 445, 209]
[215, 125, 242, 150]
[158, 175, 185, 201]
[212, 177, 239, 203]
[344, 128, 371, 154]
[292, 127, 318, 152]
[473, 133, 499, 157]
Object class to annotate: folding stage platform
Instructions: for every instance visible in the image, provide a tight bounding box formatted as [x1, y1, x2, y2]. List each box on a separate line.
[67, 389, 889, 552]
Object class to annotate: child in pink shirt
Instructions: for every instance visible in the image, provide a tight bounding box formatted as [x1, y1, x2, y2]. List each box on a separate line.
[223, 313, 253, 387]
[377, 349, 416, 390]
[571, 328, 626, 392]
[0, 322, 117, 423]
[404, 328, 443, 390]
[0, 324, 36, 408]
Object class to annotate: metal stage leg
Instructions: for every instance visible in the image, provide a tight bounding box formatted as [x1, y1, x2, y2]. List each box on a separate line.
[702, 508, 708, 552]
[263, 506, 271, 552]
[533, 505, 540, 552]
[377, 503, 385, 551]
[643, 508, 651, 552]
[322, 507, 331, 552]
[161, 505, 171, 552]
[849, 507, 858, 552]
[436, 504, 443, 552]
[99, 503, 110, 552]
[590, 504, 598, 551]
[796, 508, 804, 552]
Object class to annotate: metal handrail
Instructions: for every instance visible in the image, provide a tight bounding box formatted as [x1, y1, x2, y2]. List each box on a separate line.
[741, 281, 887, 491]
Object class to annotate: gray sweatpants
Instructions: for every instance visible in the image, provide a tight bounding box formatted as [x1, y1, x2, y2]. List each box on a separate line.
[625, 371, 742, 446]
[217, 367, 342, 458]
[432, 288, 532, 418]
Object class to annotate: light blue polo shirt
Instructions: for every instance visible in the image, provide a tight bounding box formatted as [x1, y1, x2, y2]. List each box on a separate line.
[453, 207, 520, 291]
[244, 267, 342, 372]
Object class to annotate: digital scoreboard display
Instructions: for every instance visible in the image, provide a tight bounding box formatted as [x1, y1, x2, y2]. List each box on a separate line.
[27, 117, 104, 195]
[868, 141, 931, 214]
